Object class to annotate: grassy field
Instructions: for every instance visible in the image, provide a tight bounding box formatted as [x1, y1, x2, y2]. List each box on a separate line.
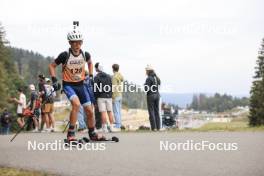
[0, 167, 55, 176]
[195, 121, 248, 131]
[160, 122, 264, 133]
[172, 111, 264, 132]
[192, 116, 264, 132]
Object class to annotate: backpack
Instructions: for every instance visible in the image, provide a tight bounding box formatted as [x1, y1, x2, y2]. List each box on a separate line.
[44, 84, 56, 102]
[22, 108, 33, 117]
[35, 98, 41, 109]
[31, 91, 41, 109]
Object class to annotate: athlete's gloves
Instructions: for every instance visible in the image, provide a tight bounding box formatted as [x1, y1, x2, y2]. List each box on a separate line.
[51, 77, 61, 91]
[89, 74, 94, 86]
[51, 76, 58, 83]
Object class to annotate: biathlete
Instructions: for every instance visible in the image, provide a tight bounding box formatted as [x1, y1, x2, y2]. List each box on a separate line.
[49, 23, 105, 143]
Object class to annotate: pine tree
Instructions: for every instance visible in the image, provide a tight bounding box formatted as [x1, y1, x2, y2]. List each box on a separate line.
[190, 94, 199, 110]
[249, 38, 264, 126]
[0, 23, 25, 109]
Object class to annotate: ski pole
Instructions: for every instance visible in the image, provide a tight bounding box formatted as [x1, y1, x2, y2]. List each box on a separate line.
[10, 118, 30, 142]
[63, 121, 70, 133]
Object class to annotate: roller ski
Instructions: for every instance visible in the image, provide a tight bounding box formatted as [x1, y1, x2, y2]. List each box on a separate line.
[63, 138, 84, 147]
[82, 136, 119, 143]
[82, 131, 119, 143]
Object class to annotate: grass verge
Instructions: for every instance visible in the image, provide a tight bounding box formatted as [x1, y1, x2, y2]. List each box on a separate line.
[190, 121, 264, 132]
[0, 166, 56, 176]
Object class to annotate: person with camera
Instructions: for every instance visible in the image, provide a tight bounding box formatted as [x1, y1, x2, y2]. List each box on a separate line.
[10, 88, 26, 129]
[144, 65, 161, 131]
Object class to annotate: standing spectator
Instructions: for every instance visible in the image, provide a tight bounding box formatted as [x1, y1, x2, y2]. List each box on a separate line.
[77, 106, 87, 132]
[94, 63, 119, 133]
[77, 70, 97, 133]
[38, 74, 46, 131]
[85, 68, 102, 130]
[112, 64, 124, 130]
[0, 109, 12, 135]
[94, 105, 101, 130]
[10, 88, 26, 128]
[42, 78, 56, 132]
[28, 84, 40, 132]
[144, 65, 161, 131]
[85, 70, 102, 129]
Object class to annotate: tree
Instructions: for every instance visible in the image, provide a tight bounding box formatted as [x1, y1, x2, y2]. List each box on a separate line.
[190, 94, 199, 110]
[0, 23, 25, 110]
[249, 38, 264, 126]
[189, 93, 249, 112]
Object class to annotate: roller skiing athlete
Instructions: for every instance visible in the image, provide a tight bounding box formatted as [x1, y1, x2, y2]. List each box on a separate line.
[49, 21, 112, 147]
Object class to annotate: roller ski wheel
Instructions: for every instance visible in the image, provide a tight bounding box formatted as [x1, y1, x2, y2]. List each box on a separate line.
[84, 136, 119, 143]
[64, 138, 83, 147]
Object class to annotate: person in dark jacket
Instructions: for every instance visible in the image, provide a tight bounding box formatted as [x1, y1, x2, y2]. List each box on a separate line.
[144, 65, 161, 131]
[0, 109, 12, 135]
[94, 63, 119, 133]
[38, 74, 46, 132]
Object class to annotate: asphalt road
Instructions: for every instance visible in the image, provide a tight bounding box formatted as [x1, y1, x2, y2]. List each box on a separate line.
[0, 132, 264, 176]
